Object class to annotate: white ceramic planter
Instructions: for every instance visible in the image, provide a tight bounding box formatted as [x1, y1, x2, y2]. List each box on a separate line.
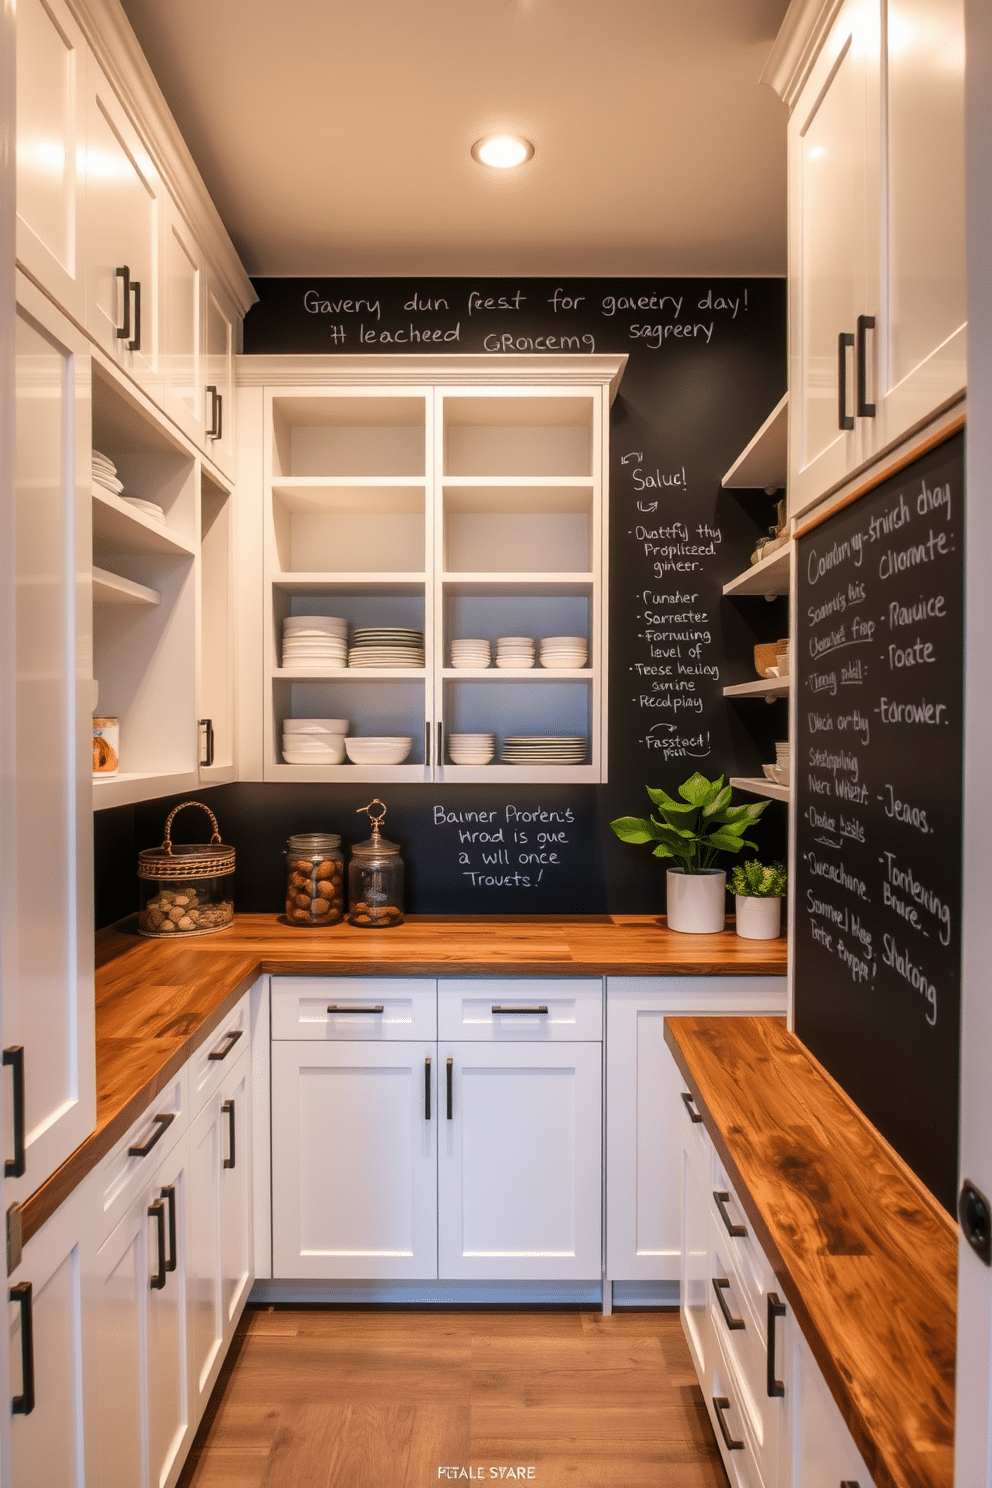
[735, 894, 782, 940]
[666, 868, 726, 934]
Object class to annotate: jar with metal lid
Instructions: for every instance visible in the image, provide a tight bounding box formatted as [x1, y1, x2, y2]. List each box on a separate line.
[138, 801, 235, 938]
[285, 833, 344, 926]
[347, 799, 404, 928]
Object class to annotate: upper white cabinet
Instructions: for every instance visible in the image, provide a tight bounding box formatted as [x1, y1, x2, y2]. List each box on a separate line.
[160, 199, 203, 451]
[202, 269, 237, 480]
[774, 0, 966, 516]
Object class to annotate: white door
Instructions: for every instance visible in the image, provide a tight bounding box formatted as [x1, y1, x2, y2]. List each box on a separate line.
[438, 1041, 602, 1281]
[780, 1319, 872, 1487]
[187, 1097, 224, 1420]
[218, 1050, 252, 1339]
[2, 285, 94, 1206]
[160, 202, 202, 449]
[679, 1096, 713, 1385]
[203, 272, 236, 479]
[271, 1040, 438, 1279]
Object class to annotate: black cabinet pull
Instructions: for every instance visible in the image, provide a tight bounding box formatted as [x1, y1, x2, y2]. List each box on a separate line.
[3, 1045, 25, 1177]
[856, 314, 876, 417]
[128, 1112, 175, 1158]
[712, 1396, 743, 1451]
[222, 1099, 236, 1169]
[425, 721, 431, 766]
[437, 721, 443, 766]
[425, 1057, 431, 1120]
[680, 1090, 703, 1124]
[491, 1005, 549, 1016]
[712, 1277, 745, 1331]
[208, 1028, 243, 1061]
[115, 265, 132, 341]
[129, 277, 142, 352]
[840, 1482, 862, 1487]
[9, 1282, 34, 1415]
[326, 1005, 384, 1015]
[206, 384, 223, 440]
[161, 1185, 177, 1272]
[199, 717, 215, 767]
[446, 1057, 453, 1120]
[767, 1292, 786, 1398]
[714, 1190, 747, 1238]
[149, 1200, 167, 1290]
[838, 331, 855, 430]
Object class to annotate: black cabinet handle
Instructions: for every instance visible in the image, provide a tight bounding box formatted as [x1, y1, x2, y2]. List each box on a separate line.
[437, 721, 443, 766]
[838, 331, 855, 430]
[208, 1028, 243, 1061]
[222, 1099, 236, 1169]
[712, 1396, 743, 1451]
[767, 1292, 786, 1398]
[129, 277, 142, 352]
[680, 1090, 703, 1124]
[128, 1111, 175, 1158]
[199, 717, 215, 768]
[206, 384, 223, 440]
[425, 721, 431, 765]
[161, 1185, 177, 1272]
[3, 1045, 25, 1177]
[491, 1005, 549, 1016]
[714, 1190, 747, 1238]
[425, 1057, 431, 1120]
[712, 1276, 745, 1331]
[115, 265, 132, 341]
[326, 1005, 384, 1015]
[856, 314, 876, 417]
[149, 1200, 167, 1290]
[446, 1057, 453, 1120]
[9, 1282, 34, 1415]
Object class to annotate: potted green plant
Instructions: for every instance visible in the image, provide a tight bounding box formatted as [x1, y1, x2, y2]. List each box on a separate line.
[729, 860, 787, 940]
[610, 772, 768, 933]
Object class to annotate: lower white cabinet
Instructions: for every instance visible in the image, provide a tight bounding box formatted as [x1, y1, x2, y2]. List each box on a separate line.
[780, 1324, 872, 1488]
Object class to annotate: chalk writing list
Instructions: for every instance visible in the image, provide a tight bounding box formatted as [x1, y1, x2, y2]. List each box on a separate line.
[794, 430, 963, 1213]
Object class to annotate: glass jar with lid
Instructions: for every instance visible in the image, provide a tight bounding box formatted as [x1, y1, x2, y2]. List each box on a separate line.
[347, 800, 404, 928]
[138, 801, 235, 937]
[285, 833, 344, 926]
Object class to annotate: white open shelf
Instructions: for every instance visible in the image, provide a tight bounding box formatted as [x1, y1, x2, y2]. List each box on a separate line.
[723, 676, 790, 700]
[730, 776, 790, 804]
[721, 394, 788, 491]
[92, 566, 161, 607]
[92, 488, 196, 558]
[723, 542, 791, 599]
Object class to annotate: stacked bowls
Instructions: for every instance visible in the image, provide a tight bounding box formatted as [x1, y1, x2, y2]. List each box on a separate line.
[282, 616, 348, 669]
[447, 733, 495, 765]
[762, 741, 791, 785]
[282, 718, 349, 765]
[344, 736, 413, 765]
[450, 638, 491, 669]
[539, 635, 588, 669]
[496, 636, 535, 669]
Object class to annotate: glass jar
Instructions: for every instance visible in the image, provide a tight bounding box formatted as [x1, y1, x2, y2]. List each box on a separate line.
[347, 800, 404, 928]
[285, 833, 344, 926]
[138, 801, 235, 938]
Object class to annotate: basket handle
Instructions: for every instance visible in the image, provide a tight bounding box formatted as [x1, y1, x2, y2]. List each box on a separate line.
[161, 801, 222, 854]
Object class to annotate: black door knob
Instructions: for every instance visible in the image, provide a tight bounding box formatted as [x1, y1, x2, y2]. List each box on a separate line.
[959, 1180, 992, 1265]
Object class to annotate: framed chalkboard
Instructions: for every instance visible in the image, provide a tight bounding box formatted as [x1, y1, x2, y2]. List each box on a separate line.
[794, 428, 964, 1213]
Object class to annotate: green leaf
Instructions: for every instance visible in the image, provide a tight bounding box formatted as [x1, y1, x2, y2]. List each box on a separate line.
[609, 816, 659, 844]
[678, 771, 722, 807]
[650, 842, 678, 859]
[706, 829, 759, 855]
[701, 785, 733, 818]
[645, 789, 695, 816]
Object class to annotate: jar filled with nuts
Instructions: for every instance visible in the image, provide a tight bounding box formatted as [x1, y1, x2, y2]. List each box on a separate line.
[138, 801, 235, 938]
[284, 834, 344, 927]
[347, 799, 404, 928]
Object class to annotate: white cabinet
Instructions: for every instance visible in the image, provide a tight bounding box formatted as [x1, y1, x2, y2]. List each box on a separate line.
[202, 269, 237, 480]
[605, 980, 787, 1286]
[780, 1322, 872, 1488]
[160, 202, 203, 452]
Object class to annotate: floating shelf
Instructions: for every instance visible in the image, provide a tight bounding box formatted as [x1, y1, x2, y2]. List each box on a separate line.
[723, 676, 790, 700]
[92, 489, 195, 558]
[723, 543, 791, 599]
[721, 394, 788, 491]
[92, 566, 161, 607]
[730, 776, 790, 804]
[442, 668, 593, 681]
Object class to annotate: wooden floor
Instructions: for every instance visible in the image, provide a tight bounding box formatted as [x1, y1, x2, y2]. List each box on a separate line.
[177, 1306, 728, 1488]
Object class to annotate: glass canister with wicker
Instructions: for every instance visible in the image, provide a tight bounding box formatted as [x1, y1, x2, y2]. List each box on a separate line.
[137, 800, 235, 937]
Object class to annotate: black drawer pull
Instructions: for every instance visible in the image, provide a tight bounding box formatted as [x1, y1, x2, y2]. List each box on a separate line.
[856, 314, 876, 417]
[129, 277, 142, 352]
[425, 1057, 431, 1120]
[838, 330, 855, 430]
[10, 1282, 34, 1415]
[714, 1190, 747, 1238]
[840, 1482, 862, 1487]
[491, 1005, 549, 1015]
[206, 384, 223, 440]
[3, 1045, 26, 1177]
[115, 264, 131, 341]
[199, 717, 215, 767]
[128, 1112, 175, 1158]
[712, 1277, 745, 1331]
[149, 1200, 167, 1290]
[222, 1099, 236, 1169]
[208, 1028, 243, 1061]
[326, 1005, 384, 1015]
[712, 1396, 743, 1451]
[768, 1292, 786, 1398]
[446, 1057, 453, 1120]
[681, 1090, 704, 1124]
[161, 1185, 177, 1272]
[425, 721, 431, 765]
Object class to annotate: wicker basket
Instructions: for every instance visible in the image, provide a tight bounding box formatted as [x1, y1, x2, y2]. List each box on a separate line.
[137, 801, 235, 938]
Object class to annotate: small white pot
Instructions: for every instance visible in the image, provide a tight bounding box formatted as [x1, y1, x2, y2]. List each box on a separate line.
[735, 894, 782, 940]
[666, 868, 726, 934]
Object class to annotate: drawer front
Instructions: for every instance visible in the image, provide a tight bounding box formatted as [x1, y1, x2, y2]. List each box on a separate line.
[710, 1221, 779, 1488]
[676, 1075, 714, 1182]
[271, 977, 437, 1041]
[437, 980, 603, 1042]
[707, 1318, 769, 1488]
[97, 1068, 187, 1240]
[712, 1152, 778, 1331]
[189, 991, 251, 1117]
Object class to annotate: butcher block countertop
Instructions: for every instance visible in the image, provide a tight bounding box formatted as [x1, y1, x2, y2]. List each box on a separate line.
[22, 914, 786, 1243]
[665, 1014, 956, 1488]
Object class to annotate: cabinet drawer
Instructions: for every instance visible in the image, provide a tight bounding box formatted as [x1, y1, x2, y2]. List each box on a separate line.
[676, 1075, 713, 1182]
[271, 977, 437, 1040]
[709, 1222, 780, 1488]
[707, 1319, 767, 1488]
[97, 1069, 187, 1239]
[189, 992, 250, 1117]
[437, 980, 602, 1042]
[712, 1152, 778, 1332]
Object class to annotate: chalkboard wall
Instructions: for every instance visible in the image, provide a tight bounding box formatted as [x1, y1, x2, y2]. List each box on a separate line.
[95, 278, 788, 923]
[794, 430, 964, 1214]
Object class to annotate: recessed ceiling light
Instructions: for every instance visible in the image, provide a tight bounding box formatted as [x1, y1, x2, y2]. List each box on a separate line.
[471, 135, 534, 169]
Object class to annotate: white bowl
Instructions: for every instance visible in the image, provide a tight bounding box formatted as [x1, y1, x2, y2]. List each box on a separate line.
[762, 763, 785, 783]
[282, 736, 346, 751]
[283, 718, 349, 733]
[345, 736, 412, 765]
[283, 747, 346, 765]
[541, 636, 586, 646]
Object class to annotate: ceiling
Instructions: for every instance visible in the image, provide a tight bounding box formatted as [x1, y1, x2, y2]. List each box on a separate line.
[119, 0, 791, 279]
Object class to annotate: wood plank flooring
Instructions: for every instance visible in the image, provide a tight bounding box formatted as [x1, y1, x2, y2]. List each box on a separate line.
[177, 1307, 728, 1488]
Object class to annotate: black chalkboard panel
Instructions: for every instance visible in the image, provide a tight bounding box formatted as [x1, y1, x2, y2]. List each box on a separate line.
[794, 429, 963, 1213]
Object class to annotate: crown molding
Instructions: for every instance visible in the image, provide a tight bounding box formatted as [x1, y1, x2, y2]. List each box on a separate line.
[235, 354, 629, 402]
[760, 0, 847, 107]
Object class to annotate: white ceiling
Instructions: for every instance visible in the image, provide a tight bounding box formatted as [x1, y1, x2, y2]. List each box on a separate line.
[119, 0, 791, 278]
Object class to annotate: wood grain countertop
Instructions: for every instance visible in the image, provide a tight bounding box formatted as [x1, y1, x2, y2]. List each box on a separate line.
[20, 914, 786, 1246]
[665, 1014, 955, 1488]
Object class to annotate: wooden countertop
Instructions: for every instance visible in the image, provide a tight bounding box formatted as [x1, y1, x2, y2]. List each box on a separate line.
[665, 1015, 955, 1488]
[22, 914, 786, 1245]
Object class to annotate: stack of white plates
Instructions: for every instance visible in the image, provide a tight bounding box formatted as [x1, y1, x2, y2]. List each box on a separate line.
[344, 736, 413, 765]
[348, 627, 425, 668]
[496, 636, 535, 669]
[122, 496, 166, 523]
[500, 736, 587, 764]
[450, 639, 491, 669]
[282, 615, 348, 670]
[762, 741, 791, 785]
[92, 449, 123, 498]
[539, 636, 588, 669]
[447, 733, 495, 765]
[282, 718, 349, 765]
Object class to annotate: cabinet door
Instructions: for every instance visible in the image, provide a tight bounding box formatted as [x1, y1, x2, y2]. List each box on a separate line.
[679, 1100, 713, 1386]
[203, 271, 236, 479]
[271, 1040, 437, 1280]
[14, 0, 87, 321]
[218, 1053, 252, 1340]
[2, 287, 95, 1206]
[780, 1318, 872, 1488]
[187, 1097, 223, 1422]
[438, 1041, 601, 1281]
[160, 203, 203, 449]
